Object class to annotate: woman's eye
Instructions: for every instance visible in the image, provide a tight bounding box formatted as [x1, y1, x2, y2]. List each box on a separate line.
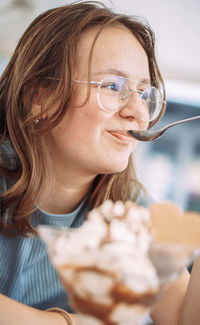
[102, 82, 120, 92]
[140, 90, 148, 100]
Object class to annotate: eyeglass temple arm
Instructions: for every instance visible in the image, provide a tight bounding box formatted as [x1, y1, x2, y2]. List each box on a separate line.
[74, 80, 100, 85]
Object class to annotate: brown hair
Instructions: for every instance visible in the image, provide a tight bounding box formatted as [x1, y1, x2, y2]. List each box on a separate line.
[0, 1, 166, 236]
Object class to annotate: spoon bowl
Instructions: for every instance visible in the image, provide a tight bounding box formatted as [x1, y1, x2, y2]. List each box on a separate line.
[128, 115, 200, 141]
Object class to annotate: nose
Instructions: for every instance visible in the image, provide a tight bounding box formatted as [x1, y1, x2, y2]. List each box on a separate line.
[118, 91, 150, 126]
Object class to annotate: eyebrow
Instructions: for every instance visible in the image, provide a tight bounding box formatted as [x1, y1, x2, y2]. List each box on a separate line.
[93, 69, 151, 85]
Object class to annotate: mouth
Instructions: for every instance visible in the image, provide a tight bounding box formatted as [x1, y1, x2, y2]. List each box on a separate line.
[107, 130, 134, 144]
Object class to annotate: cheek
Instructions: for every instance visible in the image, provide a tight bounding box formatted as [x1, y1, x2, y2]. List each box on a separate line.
[72, 90, 112, 130]
[53, 101, 110, 146]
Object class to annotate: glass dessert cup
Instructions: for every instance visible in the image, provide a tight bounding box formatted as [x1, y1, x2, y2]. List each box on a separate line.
[39, 200, 200, 325]
[39, 228, 198, 325]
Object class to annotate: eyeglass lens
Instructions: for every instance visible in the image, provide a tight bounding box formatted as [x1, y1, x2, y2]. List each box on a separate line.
[98, 76, 163, 122]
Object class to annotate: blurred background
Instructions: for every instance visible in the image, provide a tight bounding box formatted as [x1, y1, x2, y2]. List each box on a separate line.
[0, 0, 200, 212]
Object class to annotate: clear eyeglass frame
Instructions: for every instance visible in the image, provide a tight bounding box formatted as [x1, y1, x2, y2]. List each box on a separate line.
[74, 75, 166, 122]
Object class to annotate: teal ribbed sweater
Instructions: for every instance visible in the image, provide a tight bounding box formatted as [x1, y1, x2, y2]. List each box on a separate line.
[0, 192, 88, 312]
[0, 138, 89, 311]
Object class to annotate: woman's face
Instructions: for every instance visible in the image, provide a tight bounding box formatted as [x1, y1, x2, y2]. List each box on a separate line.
[48, 24, 150, 177]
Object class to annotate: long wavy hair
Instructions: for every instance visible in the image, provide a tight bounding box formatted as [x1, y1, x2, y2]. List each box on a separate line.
[0, 1, 166, 236]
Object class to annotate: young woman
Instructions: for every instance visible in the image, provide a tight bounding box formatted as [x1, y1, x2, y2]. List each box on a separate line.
[0, 1, 199, 324]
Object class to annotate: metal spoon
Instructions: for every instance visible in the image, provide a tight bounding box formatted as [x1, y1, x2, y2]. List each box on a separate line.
[128, 115, 200, 141]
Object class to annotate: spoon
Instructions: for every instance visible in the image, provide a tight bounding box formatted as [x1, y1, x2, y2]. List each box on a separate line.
[128, 115, 200, 141]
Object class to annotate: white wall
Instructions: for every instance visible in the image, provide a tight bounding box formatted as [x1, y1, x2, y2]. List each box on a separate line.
[0, 0, 200, 104]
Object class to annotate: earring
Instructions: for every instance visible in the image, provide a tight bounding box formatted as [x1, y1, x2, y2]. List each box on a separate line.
[34, 119, 40, 125]
[34, 112, 48, 125]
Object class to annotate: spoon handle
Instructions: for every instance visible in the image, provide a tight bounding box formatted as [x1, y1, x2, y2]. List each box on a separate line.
[128, 115, 200, 142]
[163, 115, 200, 131]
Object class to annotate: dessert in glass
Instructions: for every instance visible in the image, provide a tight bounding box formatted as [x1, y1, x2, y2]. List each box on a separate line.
[39, 200, 200, 325]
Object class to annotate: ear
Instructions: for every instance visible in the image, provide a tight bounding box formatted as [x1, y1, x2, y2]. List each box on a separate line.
[31, 104, 48, 120]
[25, 87, 48, 120]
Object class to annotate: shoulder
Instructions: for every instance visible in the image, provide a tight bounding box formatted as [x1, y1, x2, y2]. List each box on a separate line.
[0, 174, 7, 195]
[0, 137, 19, 169]
[0, 138, 20, 194]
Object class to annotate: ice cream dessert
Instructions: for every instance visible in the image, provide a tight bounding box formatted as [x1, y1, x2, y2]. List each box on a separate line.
[44, 200, 160, 325]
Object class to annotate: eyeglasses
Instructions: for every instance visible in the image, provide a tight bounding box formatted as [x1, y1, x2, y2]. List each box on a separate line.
[74, 75, 166, 122]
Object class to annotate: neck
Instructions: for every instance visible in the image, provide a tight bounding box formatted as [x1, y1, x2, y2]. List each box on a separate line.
[38, 164, 95, 215]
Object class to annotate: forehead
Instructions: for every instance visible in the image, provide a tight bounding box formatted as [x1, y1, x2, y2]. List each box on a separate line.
[76, 24, 150, 81]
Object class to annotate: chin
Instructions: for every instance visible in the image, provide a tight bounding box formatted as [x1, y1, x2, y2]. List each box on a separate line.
[101, 159, 129, 174]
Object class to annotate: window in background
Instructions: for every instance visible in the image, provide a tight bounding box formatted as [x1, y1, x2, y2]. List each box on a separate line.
[135, 101, 200, 213]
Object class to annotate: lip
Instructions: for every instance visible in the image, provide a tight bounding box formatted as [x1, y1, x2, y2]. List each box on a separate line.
[107, 130, 134, 144]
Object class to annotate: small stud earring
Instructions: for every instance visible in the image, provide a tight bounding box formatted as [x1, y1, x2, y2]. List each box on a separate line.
[34, 119, 40, 125]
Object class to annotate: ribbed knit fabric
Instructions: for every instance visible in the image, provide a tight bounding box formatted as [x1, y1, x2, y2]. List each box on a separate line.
[0, 192, 89, 312]
[0, 139, 90, 312]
